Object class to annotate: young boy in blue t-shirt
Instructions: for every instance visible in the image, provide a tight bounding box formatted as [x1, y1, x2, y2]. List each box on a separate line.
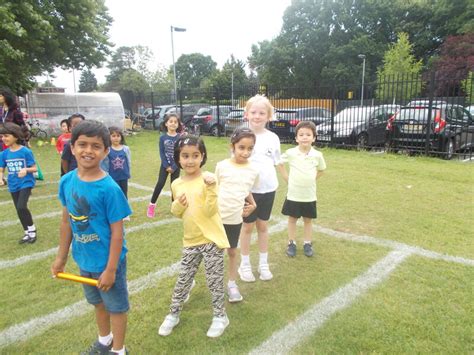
[51, 120, 132, 355]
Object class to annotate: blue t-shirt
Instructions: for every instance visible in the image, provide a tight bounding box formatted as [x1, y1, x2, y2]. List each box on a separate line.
[159, 133, 179, 171]
[58, 170, 132, 273]
[108, 145, 131, 182]
[0, 146, 36, 193]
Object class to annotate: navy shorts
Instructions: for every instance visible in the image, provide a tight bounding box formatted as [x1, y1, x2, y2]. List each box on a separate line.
[80, 257, 129, 313]
[224, 223, 242, 248]
[281, 199, 317, 219]
[243, 191, 276, 223]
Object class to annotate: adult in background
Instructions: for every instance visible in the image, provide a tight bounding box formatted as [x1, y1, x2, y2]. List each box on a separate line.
[0, 88, 30, 147]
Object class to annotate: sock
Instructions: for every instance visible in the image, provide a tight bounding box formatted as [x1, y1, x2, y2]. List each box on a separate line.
[259, 252, 268, 266]
[27, 225, 36, 232]
[304, 241, 312, 245]
[98, 333, 113, 346]
[111, 346, 125, 355]
[289, 240, 296, 245]
[228, 280, 237, 288]
[241, 254, 250, 266]
[149, 202, 156, 206]
[110, 347, 125, 355]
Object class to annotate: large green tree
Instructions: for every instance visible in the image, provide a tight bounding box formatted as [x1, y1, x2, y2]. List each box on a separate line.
[202, 55, 248, 97]
[79, 68, 98, 92]
[0, 0, 112, 94]
[174, 53, 217, 89]
[248, 0, 473, 88]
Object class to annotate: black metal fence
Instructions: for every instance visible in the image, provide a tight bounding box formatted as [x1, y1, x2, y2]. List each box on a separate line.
[130, 71, 473, 160]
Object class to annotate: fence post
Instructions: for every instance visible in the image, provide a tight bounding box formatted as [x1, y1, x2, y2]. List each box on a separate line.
[215, 87, 221, 137]
[178, 88, 184, 121]
[425, 70, 436, 155]
[151, 91, 155, 130]
[330, 83, 336, 148]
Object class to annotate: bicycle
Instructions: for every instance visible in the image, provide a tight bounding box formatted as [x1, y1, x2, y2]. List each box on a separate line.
[27, 119, 48, 140]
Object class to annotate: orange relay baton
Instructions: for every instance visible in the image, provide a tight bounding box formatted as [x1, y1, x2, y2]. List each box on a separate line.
[56, 272, 98, 287]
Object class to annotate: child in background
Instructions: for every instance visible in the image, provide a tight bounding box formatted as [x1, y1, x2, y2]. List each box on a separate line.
[0, 123, 38, 243]
[56, 119, 71, 155]
[280, 121, 326, 257]
[108, 126, 131, 199]
[158, 135, 230, 338]
[147, 113, 183, 218]
[51, 120, 132, 355]
[215, 127, 258, 302]
[238, 95, 283, 282]
[61, 113, 85, 175]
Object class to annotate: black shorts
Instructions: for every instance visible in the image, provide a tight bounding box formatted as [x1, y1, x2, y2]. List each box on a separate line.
[281, 199, 317, 219]
[243, 191, 276, 223]
[223, 223, 242, 248]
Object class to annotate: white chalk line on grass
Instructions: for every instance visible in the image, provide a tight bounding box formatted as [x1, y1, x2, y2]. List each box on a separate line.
[0, 219, 289, 348]
[249, 249, 413, 355]
[128, 182, 171, 197]
[0, 217, 179, 270]
[317, 225, 474, 267]
[0, 262, 181, 348]
[0, 193, 57, 206]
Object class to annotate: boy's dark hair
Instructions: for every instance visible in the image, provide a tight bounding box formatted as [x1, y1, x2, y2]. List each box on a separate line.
[230, 127, 256, 145]
[60, 119, 69, 129]
[0, 122, 23, 141]
[160, 113, 183, 133]
[174, 134, 207, 168]
[67, 113, 85, 127]
[109, 126, 126, 145]
[71, 120, 111, 149]
[295, 120, 317, 137]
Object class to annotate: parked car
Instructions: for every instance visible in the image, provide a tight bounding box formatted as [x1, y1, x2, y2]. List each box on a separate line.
[165, 103, 209, 128]
[268, 107, 331, 141]
[224, 109, 245, 135]
[317, 105, 400, 147]
[191, 105, 233, 136]
[144, 105, 177, 130]
[387, 105, 473, 159]
[466, 105, 474, 116]
[407, 99, 448, 107]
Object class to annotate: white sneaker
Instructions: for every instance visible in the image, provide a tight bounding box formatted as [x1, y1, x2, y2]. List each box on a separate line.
[258, 263, 273, 281]
[184, 279, 196, 303]
[206, 315, 230, 338]
[158, 314, 180, 336]
[238, 264, 256, 282]
[228, 284, 243, 303]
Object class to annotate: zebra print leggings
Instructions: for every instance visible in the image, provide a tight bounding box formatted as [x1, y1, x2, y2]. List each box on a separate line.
[169, 243, 226, 317]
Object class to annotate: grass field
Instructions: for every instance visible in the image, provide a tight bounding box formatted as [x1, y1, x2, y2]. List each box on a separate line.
[0, 130, 473, 354]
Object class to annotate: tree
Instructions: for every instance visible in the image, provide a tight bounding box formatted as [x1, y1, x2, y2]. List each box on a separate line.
[432, 33, 474, 96]
[376, 33, 423, 102]
[174, 53, 217, 89]
[0, 0, 112, 94]
[79, 69, 98, 92]
[202, 56, 248, 98]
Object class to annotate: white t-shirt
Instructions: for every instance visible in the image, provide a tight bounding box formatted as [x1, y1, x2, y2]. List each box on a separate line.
[249, 129, 281, 194]
[215, 159, 259, 224]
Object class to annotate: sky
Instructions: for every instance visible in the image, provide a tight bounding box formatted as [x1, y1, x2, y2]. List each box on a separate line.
[39, 0, 292, 93]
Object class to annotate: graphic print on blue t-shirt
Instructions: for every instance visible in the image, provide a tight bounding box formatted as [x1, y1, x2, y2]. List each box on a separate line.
[69, 191, 98, 233]
[111, 155, 125, 170]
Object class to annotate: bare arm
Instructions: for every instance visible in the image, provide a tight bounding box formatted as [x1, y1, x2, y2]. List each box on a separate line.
[276, 163, 288, 183]
[242, 193, 257, 217]
[0, 167, 4, 185]
[316, 171, 324, 180]
[51, 207, 73, 275]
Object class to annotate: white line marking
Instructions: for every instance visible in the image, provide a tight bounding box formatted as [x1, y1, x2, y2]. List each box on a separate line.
[0, 262, 180, 348]
[0, 220, 289, 347]
[0, 217, 179, 270]
[249, 249, 412, 355]
[317, 225, 474, 266]
[0, 194, 57, 206]
[128, 182, 171, 196]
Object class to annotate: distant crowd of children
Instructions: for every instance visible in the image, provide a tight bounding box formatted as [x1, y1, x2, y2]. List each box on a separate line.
[1, 92, 326, 354]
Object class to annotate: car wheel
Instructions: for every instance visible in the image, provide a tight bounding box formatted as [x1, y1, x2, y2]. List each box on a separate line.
[210, 125, 221, 137]
[442, 138, 454, 160]
[356, 133, 368, 150]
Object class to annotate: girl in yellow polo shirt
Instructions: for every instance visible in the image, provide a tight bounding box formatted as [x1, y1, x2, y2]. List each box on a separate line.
[158, 135, 230, 338]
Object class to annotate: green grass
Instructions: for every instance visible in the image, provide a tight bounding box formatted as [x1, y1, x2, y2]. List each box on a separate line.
[0, 131, 472, 353]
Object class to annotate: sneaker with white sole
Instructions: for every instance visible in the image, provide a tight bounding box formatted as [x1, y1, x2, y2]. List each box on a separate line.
[258, 263, 273, 281]
[238, 264, 255, 282]
[80, 340, 112, 355]
[228, 285, 243, 303]
[158, 314, 180, 336]
[184, 279, 196, 303]
[206, 315, 230, 338]
[147, 203, 156, 218]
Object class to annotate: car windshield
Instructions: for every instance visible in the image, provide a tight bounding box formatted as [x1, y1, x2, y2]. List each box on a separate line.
[276, 111, 298, 120]
[395, 108, 440, 122]
[333, 108, 371, 123]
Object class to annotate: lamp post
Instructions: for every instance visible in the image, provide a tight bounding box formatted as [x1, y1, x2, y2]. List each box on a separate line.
[171, 25, 186, 104]
[358, 54, 366, 107]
